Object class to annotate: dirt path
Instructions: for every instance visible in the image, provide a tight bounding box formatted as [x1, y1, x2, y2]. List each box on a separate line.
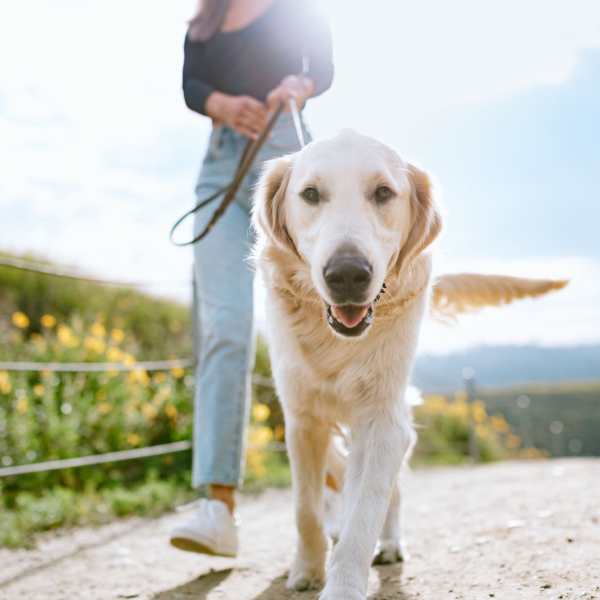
[1, 459, 599, 600]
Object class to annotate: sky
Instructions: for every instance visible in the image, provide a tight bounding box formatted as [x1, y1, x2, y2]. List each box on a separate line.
[1, 0, 599, 354]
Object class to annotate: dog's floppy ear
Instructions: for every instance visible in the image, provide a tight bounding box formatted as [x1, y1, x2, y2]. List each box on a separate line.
[253, 154, 298, 254]
[394, 163, 442, 273]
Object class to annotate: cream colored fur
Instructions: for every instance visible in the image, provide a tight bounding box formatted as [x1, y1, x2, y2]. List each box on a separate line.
[432, 273, 568, 319]
[251, 130, 566, 600]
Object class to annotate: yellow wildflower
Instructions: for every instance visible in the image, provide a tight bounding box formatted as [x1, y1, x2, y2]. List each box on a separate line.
[141, 403, 158, 420]
[0, 371, 12, 395]
[422, 394, 448, 414]
[252, 403, 271, 422]
[12, 311, 30, 329]
[521, 447, 547, 460]
[98, 402, 113, 415]
[110, 328, 125, 344]
[106, 347, 124, 363]
[57, 324, 71, 344]
[451, 401, 468, 419]
[16, 397, 29, 414]
[90, 322, 106, 338]
[33, 384, 45, 397]
[40, 314, 57, 328]
[128, 369, 149, 386]
[123, 353, 136, 367]
[249, 425, 273, 447]
[475, 424, 490, 439]
[490, 415, 510, 433]
[165, 404, 178, 419]
[153, 372, 167, 384]
[170, 367, 185, 379]
[472, 402, 487, 424]
[127, 433, 141, 446]
[84, 336, 105, 354]
[57, 324, 79, 348]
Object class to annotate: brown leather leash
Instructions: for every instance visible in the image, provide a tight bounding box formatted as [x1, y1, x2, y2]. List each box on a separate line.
[170, 101, 295, 247]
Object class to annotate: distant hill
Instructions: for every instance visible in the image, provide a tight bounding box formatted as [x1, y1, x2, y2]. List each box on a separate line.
[413, 345, 600, 392]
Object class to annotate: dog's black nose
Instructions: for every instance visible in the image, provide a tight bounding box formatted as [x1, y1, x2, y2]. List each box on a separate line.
[323, 252, 373, 303]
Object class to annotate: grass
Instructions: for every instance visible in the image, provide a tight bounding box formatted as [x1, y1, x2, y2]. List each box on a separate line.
[0, 250, 284, 548]
[0, 250, 192, 359]
[0, 475, 194, 548]
[0, 459, 292, 549]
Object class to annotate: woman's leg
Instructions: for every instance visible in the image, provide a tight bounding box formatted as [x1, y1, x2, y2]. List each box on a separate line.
[192, 195, 255, 510]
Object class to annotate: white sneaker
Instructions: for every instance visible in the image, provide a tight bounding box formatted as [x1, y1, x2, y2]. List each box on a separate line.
[169, 499, 239, 557]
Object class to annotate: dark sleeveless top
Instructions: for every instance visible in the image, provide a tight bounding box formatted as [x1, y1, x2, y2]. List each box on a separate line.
[182, 0, 334, 115]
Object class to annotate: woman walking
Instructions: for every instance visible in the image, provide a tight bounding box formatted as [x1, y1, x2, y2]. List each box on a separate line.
[170, 0, 334, 557]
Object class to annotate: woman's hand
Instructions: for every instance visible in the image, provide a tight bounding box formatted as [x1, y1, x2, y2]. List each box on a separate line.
[205, 91, 268, 139]
[266, 75, 315, 112]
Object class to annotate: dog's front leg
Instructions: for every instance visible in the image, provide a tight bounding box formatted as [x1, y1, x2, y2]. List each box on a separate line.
[286, 414, 331, 591]
[373, 476, 405, 564]
[320, 413, 414, 600]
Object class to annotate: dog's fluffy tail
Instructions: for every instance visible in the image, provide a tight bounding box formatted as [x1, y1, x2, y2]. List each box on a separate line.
[431, 273, 568, 319]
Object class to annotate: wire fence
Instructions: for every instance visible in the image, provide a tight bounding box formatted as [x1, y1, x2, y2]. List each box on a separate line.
[0, 441, 288, 479]
[0, 358, 194, 373]
[0, 257, 279, 479]
[0, 255, 191, 289]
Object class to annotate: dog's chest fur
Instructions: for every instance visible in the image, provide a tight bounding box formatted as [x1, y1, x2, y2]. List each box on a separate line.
[259, 248, 432, 418]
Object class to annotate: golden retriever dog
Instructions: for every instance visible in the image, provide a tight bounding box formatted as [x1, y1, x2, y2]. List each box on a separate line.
[251, 130, 567, 600]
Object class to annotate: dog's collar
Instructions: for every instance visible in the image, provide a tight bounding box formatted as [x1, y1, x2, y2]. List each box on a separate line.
[373, 282, 387, 304]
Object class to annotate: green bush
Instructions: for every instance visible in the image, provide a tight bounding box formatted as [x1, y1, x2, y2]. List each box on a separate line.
[0, 251, 192, 359]
[412, 393, 546, 465]
[0, 250, 282, 547]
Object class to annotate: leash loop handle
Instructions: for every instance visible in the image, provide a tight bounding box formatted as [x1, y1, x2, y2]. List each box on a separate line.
[170, 101, 290, 247]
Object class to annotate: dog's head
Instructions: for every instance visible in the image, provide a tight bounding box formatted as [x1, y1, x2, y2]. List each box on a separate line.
[253, 130, 442, 339]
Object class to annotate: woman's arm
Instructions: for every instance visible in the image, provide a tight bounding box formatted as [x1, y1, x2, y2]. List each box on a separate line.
[182, 35, 216, 115]
[182, 35, 267, 138]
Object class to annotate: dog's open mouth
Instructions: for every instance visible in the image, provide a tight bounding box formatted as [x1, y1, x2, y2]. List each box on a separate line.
[326, 303, 373, 337]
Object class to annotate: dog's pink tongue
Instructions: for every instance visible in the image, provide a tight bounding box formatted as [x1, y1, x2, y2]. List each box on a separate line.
[331, 305, 369, 328]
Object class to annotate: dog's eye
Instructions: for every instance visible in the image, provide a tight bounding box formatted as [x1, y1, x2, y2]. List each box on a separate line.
[374, 185, 395, 204]
[300, 186, 320, 205]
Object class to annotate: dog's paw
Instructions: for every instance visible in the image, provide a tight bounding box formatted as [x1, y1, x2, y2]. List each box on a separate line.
[372, 539, 406, 565]
[286, 563, 324, 592]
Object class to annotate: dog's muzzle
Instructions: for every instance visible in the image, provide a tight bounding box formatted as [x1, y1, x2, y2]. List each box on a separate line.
[323, 248, 374, 337]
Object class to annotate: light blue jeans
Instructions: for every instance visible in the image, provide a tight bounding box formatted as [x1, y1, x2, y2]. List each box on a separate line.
[192, 112, 311, 490]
